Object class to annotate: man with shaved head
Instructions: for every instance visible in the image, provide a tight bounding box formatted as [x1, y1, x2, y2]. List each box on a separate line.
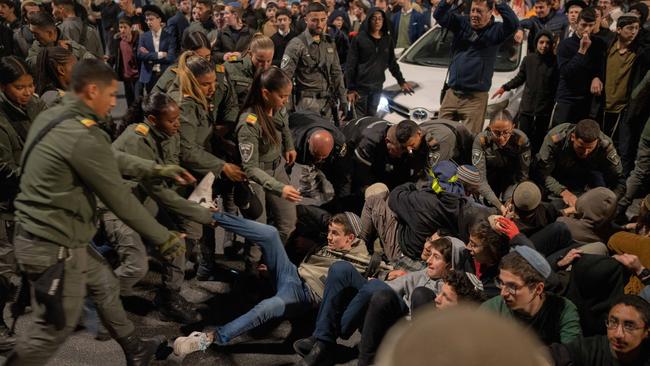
[289, 111, 350, 208]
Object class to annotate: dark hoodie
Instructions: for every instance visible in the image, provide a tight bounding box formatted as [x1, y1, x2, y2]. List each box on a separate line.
[502, 30, 558, 116]
[345, 7, 405, 93]
[327, 9, 351, 68]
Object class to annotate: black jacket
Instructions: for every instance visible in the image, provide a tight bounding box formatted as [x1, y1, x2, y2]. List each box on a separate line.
[503, 31, 558, 116]
[271, 29, 297, 66]
[556, 33, 606, 103]
[346, 7, 405, 92]
[213, 25, 254, 63]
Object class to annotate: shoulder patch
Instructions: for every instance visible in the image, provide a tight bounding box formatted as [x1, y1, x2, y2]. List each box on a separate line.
[479, 134, 487, 146]
[245, 113, 257, 124]
[239, 142, 254, 163]
[281, 55, 290, 69]
[135, 123, 149, 136]
[228, 54, 238, 62]
[58, 89, 66, 97]
[216, 64, 225, 73]
[79, 118, 96, 128]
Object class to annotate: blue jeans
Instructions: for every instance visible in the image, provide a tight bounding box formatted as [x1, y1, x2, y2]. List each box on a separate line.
[210, 213, 314, 344]
[314, 261, 392, 343]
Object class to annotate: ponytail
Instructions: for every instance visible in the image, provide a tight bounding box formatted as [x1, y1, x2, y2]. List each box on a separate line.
[34, 46, 74, 95]
[243, 32, 274, 57]
[177, 50, 214, 110]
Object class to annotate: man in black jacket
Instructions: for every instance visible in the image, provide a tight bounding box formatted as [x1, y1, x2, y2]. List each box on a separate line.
[345, 7, 412, 117]
[552, 7, 606, 126]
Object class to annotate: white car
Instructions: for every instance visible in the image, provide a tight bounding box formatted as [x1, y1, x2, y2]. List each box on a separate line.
[378, 25, 527, 126]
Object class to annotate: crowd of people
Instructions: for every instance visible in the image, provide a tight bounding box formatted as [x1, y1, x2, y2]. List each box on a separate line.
[0, 0, 650, 364]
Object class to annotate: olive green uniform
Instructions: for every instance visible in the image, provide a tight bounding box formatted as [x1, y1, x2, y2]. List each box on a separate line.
[472, 128, 531, 209]
[618, 116, 650, 213]
[236, 108, 297, 243]
[224, 56, 255, 106]
[108, 122, 212, 294]
[26, 32, 95, 71]
[40, 88, 66, 108]
[57, 17, 104, 58]
[11, 95, 171, 365]
[0, 92, 47, 292]
[281, 29, 347, 119]
[536, 123, 625, 198]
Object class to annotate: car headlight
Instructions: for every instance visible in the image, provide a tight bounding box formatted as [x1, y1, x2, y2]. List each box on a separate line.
[409, 107, 434, 123]
[485, 99, 509, 119]
[377, 96, 390, 114]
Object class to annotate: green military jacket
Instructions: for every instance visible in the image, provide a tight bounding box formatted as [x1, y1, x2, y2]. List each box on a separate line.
[179, 97, 226, 177]
[14, 95, 170, 248]
[0, 92, 47, 213]
[472, 128, 531, 209]
[236, 107, 295, 195]
[57, 17, 104, 58]
[26, 32, 95, 70]
[536, 123, 625, 197]
[281, 29, 346, 104]
[112, 121, 213, 225]
[153, 63, 239, 127]
[40, 88, 66, 108]
[224, 56, 255, 106]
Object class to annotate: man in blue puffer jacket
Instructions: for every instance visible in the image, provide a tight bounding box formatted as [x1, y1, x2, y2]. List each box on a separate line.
[434, 0, 518, 134]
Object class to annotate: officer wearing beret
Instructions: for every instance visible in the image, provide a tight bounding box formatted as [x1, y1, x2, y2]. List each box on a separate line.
[5, 59, 187, 366]
[536, 119, 625, 208]
[472, 110, 531, 214]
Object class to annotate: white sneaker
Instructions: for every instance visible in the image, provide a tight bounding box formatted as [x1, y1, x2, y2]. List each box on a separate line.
[188, 172, 217, 209]
[172, 331, 213, 356]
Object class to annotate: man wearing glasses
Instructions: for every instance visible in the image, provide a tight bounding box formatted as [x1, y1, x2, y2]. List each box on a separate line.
[550, 294, 650, 365]
[481, 245, 582, 345]
[472, 109, 531, 215]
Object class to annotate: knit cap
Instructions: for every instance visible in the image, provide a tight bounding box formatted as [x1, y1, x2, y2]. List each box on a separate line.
[456, 165, 480, 186]
[344, 212, 362, 237]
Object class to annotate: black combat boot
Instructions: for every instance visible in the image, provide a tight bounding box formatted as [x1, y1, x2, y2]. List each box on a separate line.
[0, 276, 16, 352]
[154, 289, 201, 324]
[116, 333, 165, 366]
[298, 340, 335, 366]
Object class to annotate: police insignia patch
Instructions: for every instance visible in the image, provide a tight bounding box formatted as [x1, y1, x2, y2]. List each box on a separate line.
[522, 151, 531, 164]
[216, 64, 225, 73]
[239, 143, 254, 163]
[472, 149, 483, 166]
[135, 123, 149, 136]
[245, 114, 257, 124]
[281, 55, 290, 69]
[607, 150, 620, 165]
[339, 143, 347, 157]
[428, 152, 441, 167]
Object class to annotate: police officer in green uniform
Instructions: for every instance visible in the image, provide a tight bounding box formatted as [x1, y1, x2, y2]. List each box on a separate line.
[618, 115, 650, 219]
[176, 51, 247, 279]
[25, 12, 94, 71]
[51, 0, 104, 58]
[0, 56, 47, 351]
[536, 119, 625, 208]
[471, 110, 531, 214]
[225, 33, 275, 106]
[110, 92, 215, 323]
[236, 67, 301, 245]
[4, 59, 188, 366]
[281, 2, 347, 122]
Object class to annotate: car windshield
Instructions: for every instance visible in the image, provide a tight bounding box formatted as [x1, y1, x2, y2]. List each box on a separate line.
[402, 27, 522, 72]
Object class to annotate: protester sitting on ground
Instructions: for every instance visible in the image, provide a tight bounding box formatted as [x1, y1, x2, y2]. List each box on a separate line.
[506, 181, 575, 237]
[172, 212, 381, 356]
[294, 236, 464, 366]
[556, 187, 619, 244]
[481, 246, 582, 345]
[550, 295, 650, 366]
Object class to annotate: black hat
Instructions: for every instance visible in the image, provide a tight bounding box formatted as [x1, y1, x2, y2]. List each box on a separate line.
[142, 5, 166, 21]
[234, 181, 263, 220]
[564, 0, 586, 13]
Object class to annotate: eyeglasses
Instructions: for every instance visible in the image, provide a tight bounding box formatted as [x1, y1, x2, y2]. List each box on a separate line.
[491, 129, 513, 138]
[466, 238, 483, 249]
[494, 278, 525, 296]
[370, 16, 383, 21]
[606, 318, 646, 334]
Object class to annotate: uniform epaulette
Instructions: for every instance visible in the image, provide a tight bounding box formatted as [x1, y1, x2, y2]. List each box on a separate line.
[58, 89, 66, 97]
[245, 113, 257, 125]
[227, 54, 239, 62]
[135, 123, 149, 136]
[517, 132, 527, 146]
[550, 133, 564, 144]
[216, 64, 225, 73]
[600, 137, 612, 149]
[479, 134, 487, 146]
[78, 118, 96, 128]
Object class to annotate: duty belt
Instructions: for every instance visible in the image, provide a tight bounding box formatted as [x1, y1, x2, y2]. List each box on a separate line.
[262, 157, 281, 171]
